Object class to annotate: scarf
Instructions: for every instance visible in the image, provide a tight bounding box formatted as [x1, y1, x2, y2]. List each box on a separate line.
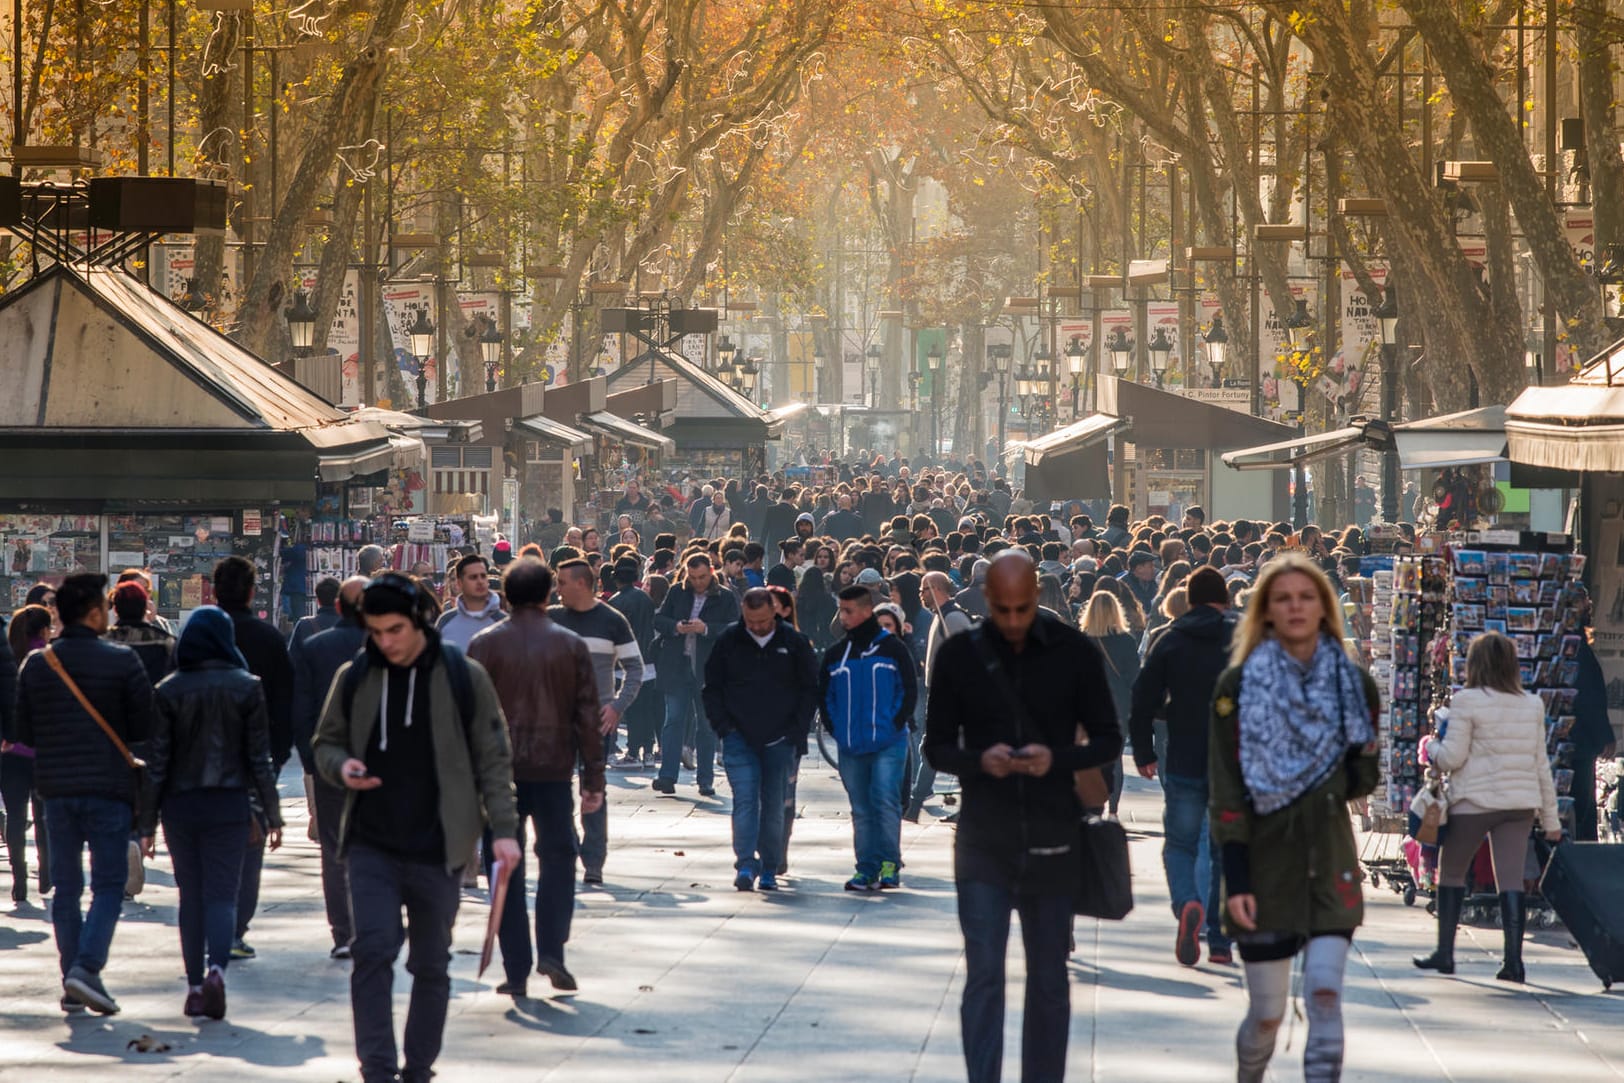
[1237, 634, 1372, 815]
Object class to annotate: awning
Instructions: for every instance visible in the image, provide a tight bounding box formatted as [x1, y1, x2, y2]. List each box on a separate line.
[582, 410, 676, 453]
[317, 441, 400, 483]
[766, 402, 810, 425]
[514, 414, 593, 455]
[1098, 377, 1297, 448]
[1507, 384, 1624, 471]
[1392, 406, 1507, 470]
[1006, 413, 1128, 466]
[1220, 426, 1367, 471]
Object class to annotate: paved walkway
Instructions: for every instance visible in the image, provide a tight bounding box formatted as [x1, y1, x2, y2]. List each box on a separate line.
[0, 754, 1620, 1081]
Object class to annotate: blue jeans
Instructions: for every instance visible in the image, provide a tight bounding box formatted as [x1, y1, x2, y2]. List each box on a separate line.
[493, 780, 578, 984]
[161, 787, 249, 985]
[721, 733, 794, 876]
[837, 738, 908, 876]
[957, 877, 1073, 1083]
[580, 729, 607, 876]
[1161, 771, 1228, 951]
[657, 684, 715, 790]
[906, 725, 938, 817]
[44, 795, 132, 978]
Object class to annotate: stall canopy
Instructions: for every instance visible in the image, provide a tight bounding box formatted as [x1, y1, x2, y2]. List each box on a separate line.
[0, 265, 401, 503]
[580, 410, 676, 453]
[1006, 413, 1130, 467]
[1097, 377, 1296, 449]
[605, 347, 782, 445]
[514, 413, 592, 455]
[1221, 407, 1506, 472]
[1508, 337, 1624, 471]
[1003, 413, 1126, 502]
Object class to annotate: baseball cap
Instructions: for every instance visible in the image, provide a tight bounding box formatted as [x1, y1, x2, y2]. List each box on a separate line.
[855, 568, 885, 586]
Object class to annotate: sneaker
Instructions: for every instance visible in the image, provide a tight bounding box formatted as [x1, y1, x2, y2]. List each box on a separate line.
[877, 861, 901, 890]
[757, 873, 778, 892]
[681, 746, 697, 770]
[329, 944, 352, 961]
[697, 787, 716, 797]
[609, 753, 643, 771]
[64, 967, 119, 1015]
[200, 970, 226, 1020]
[537, 958, 578, 992]
[844, 872, 879, 892]
[60, 993, 85, 1015]
[1175, 901, 1204, 967]
[183, 990, 204, 1017]
[651, 778, 675, 795]
[734, 870, 755, 892]
[495, 979, 527, 998]
[642, 754, 658, 768]
[583, 870, 604, 886]
[1208, 946, 1234, 966]
[902, 810, 921, 824]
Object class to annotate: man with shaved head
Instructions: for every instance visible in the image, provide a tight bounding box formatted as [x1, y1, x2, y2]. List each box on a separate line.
[925, 550, 1123, 1083]
[291, 575, 372, 959]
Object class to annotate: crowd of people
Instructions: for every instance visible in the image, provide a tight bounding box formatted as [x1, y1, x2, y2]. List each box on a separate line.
[0, 455, 1609, 1083]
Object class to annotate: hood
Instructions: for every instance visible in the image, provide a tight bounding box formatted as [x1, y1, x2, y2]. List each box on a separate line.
[1170, 604, 1233, 641]
[455, 593, 505, 621]
[841, 614, 884, 649]
[176, 606, 248, 671]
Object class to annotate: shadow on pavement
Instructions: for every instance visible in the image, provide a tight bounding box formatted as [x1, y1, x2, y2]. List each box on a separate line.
[0, 924, 49, 949]
[1072, 959, 1221, 1000]
[53, 1016, 327, 1066]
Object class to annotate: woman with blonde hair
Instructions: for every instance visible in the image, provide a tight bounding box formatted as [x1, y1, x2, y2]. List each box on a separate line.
[1209, 553, 1379, 1083]
[1413, 631, 1560, 983]
[1082, 591, 1139, 815]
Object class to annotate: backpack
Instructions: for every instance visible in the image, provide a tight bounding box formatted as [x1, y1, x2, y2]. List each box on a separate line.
[341, 642, 477, 738]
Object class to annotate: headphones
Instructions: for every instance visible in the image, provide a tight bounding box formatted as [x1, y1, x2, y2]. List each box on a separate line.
[363, 572, 439, 629]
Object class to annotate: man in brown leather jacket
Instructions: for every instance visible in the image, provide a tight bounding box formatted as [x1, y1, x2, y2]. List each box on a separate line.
[466, 558, 602, 997]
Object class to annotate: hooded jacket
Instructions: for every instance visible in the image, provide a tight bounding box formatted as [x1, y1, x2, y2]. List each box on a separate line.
[702, 619, 819, 752]
[818, 615, 918, 754]
[291, 615, 369, 773]
[435, 592, 507, 650]
[1128, 604, 1235, 779]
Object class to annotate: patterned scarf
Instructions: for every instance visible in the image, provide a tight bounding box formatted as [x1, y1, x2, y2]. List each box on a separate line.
[1237, 634, 1372, 815]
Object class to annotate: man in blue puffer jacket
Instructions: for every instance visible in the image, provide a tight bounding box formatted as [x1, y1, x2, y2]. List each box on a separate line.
[819, 584, 918, 891]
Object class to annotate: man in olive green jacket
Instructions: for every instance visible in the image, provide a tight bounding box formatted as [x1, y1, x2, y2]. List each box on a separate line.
[313, 572, 518, 1083]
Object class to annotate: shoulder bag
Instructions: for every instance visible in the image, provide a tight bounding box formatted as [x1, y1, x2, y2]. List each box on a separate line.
[969, 628, 1133, 920]
[1410, 770, 1449, 845]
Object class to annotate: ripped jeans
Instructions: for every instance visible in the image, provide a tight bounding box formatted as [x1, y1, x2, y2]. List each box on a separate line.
[1236, 934, 1350, 1083]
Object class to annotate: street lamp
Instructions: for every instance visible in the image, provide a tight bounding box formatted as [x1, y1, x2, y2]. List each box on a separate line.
[926, 346, 944, 457]
[1106, 327, 1134, 375]
[1031, 346, 1054, 430]
[739, 357, 760, 396]
[1203, 314, 1229, 386]
[284, 289, 317, 357]
[480, 319, 504, 392]
[717, 334, 738, 372]
[407, 308, 435, 409]
[1374, 283, 1401, 523]
[988, 342, 1013, 454]
[1284, 298, 1314, 352]
[1064, 335, 1086, 418]
[865, 343, 882, 407]
[1147, 326, 1174, 387]
[1599, 243, 1624, 336]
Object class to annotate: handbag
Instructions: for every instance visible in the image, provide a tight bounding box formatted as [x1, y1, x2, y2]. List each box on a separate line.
[969, 629, 1132, 920]
[1410, 772, 1449, 845]
[43, 647, 147, 819]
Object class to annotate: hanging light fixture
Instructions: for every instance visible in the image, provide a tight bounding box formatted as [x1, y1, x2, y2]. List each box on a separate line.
[284, 289, 318, 355]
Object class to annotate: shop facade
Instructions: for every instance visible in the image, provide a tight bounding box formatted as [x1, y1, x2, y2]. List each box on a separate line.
[606, 348, 782, 476]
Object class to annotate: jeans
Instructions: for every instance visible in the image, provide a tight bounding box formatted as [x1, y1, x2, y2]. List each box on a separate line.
[837, 738, 908, 876]
[346, 843, 461, 1083]
[494, 780, 579, 985]
[44, 794, 131, 978]
[721, 733, 794, 876]
[657, 684, 715, 790]
[957, 877, 1074, 1083]
[580, 729, 607, 876]
[309, 774, 353, 947]
[1, 752, 48, 894]
[906, 726, 938, 817]
[161, 787, 249, 986]
[1161, 771, 1228, 951]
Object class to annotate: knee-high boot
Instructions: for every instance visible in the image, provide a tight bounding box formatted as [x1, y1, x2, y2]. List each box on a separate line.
[1496, 891, 1526, 983]
[1413, 885, 1464, 974]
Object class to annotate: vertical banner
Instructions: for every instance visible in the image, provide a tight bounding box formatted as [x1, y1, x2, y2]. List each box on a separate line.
[1100, 309, 1134, 376]
[299, 269, 363, 406]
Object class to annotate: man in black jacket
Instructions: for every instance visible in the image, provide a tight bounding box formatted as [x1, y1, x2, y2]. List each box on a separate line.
[290, 576, 369, 959]
[703, 589, 818, 892]
[13, 573, 155, 1016]
[925, 552, 1120, 1083]
[761, 490, 800, 554]
[651, 554, 740, 796]
[607, 560, 660, 768]
[214, 555, 294, 961]
[1128, 565, 1234, 968]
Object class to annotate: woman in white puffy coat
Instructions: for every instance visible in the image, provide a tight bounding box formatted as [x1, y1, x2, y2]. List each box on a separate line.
[1414, 631, 1560, 984]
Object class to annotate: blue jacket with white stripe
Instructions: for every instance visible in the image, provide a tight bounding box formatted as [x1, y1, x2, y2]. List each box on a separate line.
[819, 616, 918, 755]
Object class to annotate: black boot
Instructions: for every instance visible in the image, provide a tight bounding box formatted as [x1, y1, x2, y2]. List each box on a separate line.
[1414, 885, 1464, 974]
[1496, 891, 1526, 983]
[10, 860, 26, 906]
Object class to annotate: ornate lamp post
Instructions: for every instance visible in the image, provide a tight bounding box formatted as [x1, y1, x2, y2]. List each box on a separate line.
[1203, 314, 1229, 387]
[1374, 284, 1401, 522]
[407, 308, 435, 410]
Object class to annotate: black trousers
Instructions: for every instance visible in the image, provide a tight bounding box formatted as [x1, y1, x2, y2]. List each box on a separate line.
[310, 774, 353, 946]
[0, 752, 48, 894]
[346, 843, 461, 1083]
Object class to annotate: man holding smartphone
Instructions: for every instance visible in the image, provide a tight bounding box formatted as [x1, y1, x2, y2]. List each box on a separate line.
[314, 573, 519, 1083]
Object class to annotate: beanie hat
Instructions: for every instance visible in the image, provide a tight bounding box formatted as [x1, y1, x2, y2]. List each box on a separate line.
[1186, 566, 1229, 607]
[492, 540, 514, 566]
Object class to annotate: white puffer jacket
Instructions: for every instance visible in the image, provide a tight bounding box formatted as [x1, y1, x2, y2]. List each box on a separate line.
[1431, 687, 1560, 832]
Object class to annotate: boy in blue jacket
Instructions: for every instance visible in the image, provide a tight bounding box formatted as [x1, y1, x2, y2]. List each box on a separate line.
[819, 585, 918, 890]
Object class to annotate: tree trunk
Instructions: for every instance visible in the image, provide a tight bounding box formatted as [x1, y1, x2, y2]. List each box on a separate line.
[1577, 0, 1624, 253]
[233, 0, 412, 360]
[192, 11, 241, 307]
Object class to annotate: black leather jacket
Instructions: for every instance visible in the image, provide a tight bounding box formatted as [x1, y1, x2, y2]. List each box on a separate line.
[141, 661, 283, 837]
